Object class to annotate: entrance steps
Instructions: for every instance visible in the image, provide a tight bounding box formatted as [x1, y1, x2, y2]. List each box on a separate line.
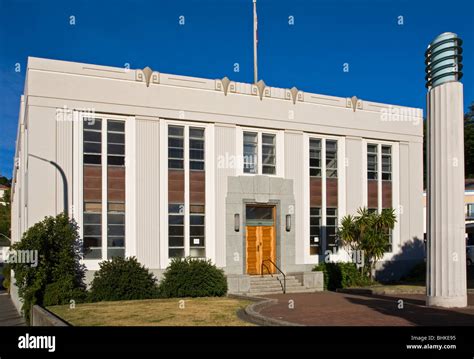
[248, 275, 316, 296]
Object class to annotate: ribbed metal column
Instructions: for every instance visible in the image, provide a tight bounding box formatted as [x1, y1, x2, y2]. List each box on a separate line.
[426, 32, 467, 308]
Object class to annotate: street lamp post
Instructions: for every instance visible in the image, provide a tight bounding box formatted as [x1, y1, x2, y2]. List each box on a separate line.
[425, 32, 467, 308]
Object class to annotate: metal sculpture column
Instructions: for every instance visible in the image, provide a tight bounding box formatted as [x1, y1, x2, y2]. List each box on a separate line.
[425, 32, 467, 307]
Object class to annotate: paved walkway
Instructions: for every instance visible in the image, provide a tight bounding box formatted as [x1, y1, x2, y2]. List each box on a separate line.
[259, 292, 474, 326]
[0, 290, 25, 326]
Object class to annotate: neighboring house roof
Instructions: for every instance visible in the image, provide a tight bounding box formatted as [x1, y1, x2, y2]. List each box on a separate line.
[0, 185, 10, 190]
[466, 179, 474, 190]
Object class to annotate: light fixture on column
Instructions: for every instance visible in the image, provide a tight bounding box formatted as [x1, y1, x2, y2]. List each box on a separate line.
[234, 214, 240, 232]
[286, 214, 291, 232]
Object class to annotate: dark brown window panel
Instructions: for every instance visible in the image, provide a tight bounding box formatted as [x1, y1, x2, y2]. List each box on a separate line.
[382, 181, 392, 209]
[368, 179, 378, 208]
[310, 177, 322, 207]
[326, 178, 338, 207]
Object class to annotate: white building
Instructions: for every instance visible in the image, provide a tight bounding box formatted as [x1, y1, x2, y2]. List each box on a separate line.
[10, 57, 424, 304]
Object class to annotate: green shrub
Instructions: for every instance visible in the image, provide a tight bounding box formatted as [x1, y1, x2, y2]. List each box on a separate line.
[159, 258, 227, 298]
[400, 261, 426, 283]
[2, 263, 10, 291]
[43, 277, 87, 306]
[10, 213, 86, 322]
[313, 262, 373, 290]
[88, 256, 159, 302]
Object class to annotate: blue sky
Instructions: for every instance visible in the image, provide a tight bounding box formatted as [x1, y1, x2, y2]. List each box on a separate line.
[0, 0, 473, 177]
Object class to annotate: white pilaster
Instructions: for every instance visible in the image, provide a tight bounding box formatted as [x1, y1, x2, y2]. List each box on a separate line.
[426, 81, 467, 308]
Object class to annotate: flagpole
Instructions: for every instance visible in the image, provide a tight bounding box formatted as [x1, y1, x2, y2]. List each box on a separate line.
[253, 0, 258, 84]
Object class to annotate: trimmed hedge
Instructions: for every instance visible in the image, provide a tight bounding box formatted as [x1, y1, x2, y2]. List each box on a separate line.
[88, 257, 159, 302]
[158, 258, 227, 298]
[313, 262, 373, 290]
[400, 261, 426, 283]
[43, 277, 87, 306]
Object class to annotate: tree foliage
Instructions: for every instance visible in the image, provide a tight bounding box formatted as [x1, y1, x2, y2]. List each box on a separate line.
[0, 187, 11, 243]
[10, 213, 86, 321]
[338, 207, 396, 279]
[423, 101, 474, 185]
[464, 102, 474, 178]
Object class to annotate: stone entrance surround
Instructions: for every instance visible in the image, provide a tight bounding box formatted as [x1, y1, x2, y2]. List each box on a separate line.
[224, 175, 322, 294]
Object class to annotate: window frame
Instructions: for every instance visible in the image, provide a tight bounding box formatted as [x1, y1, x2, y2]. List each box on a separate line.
[75, 112, 135, 269]
[304, 133, 346, 263]
[237, 127, 284, 177]
[363, 139, 399, 256]
[160, 119, 215, 267]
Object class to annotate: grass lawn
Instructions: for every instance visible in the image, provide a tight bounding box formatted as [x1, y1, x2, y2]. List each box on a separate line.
[48, 297, 253, 326]
[364, 283, 426, 294]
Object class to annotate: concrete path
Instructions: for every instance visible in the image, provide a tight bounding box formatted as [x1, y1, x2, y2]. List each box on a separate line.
[0, 290, 25, 326]
[258, 292, 474, 326]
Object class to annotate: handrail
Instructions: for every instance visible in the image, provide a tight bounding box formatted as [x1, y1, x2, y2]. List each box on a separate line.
[261, 259, 286, 294]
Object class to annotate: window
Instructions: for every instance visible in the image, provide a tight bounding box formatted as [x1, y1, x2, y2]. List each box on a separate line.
[326, 140, 337, 178]
[262, 134, 276, 174]
[309, 208, 321, 255]
[309, 137, 339, 255]
[243, 132, 258, 174]
[367, 143, 393, 252]
[168, 124, 206, 259]
[83, 118, 102, 259]
[309, 139, 321, 177]
[168, 126, 184, 169]
[189, 127, 205, 258]
[83, 117, 126, 260]
[107, 121, 125, 258]
[168, 204, 184, 258]
[242, 130, 278, 175]
[367, 144, 378, 180]
[467, 204, 474, 219]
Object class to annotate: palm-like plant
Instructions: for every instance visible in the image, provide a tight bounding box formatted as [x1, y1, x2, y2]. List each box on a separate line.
[338, 207, 397, 279]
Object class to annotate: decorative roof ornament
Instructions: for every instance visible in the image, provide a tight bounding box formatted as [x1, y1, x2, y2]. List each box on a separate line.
[221, 77, 231, 96]
[256, 79, 266, 100]
[142, 66, 153, 87]
[351, 96, 358, 112]
[290, 87, 299, 105]
[347, 96, 362, 112]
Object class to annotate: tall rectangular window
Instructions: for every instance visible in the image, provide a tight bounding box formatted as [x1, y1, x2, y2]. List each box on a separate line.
[168, 124, 206, 259]
[262, 134, 276, 174]
[168, 126, 185, 258]
[367, 143, 393, 252]
[309, 138, 338, 255]
[243, 132, 258, 174]
[367, 144, 378, 212]
[83, 119, 102, 259]
[82, 117, 126, 260]
[189, 127, 205, 258]
[107, 120, 125, 258]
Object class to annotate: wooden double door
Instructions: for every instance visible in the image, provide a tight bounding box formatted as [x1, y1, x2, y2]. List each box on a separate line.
[245, 205, 276, 275]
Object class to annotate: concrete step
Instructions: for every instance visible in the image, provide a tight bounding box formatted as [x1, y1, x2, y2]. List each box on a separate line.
[249, 278, 298, 284]
[248, 274, 311, 295]
[250, 288, 317, 296]
[250, 284, 302, 291]
[249, 278, 300, 284]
